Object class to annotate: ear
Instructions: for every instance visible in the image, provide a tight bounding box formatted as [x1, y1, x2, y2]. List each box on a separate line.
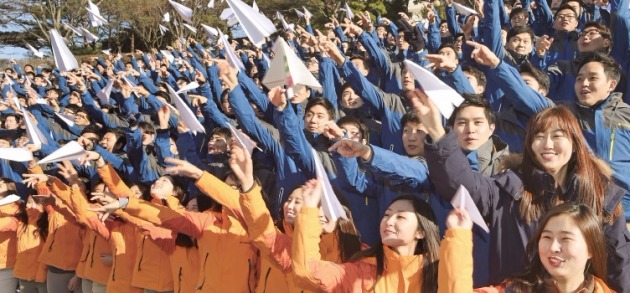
[539, 88, 548, 97]
[489, 123, 496, 134]
[603, 39, 611, 49]
[415, 229, 425, 240]
[607, 79, 618, 93]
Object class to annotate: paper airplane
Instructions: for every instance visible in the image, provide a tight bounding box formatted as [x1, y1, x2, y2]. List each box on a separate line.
[22, 110, 48, 146]
[342, 2, 355, 20]
[0, 195, 21, 206]
[0, 149, 34, 163]
[169, 0, 193, 23]
[38, 141, 86, 164]
[183, 23, 197, 34]
[225, 0, 277, 47]
[403, 60, 464, 118]
[96, 79, 114, 104]
[294, 8, 304, 18]
[176, 81, 200, 94]
[219, 32, 246, 71]
[87, 1, 108, 27]
[207, 0, 215, 8]
[252, 0, 259, 12]
[25, 43, 44, 58]
[49, 29, 79, 72]
[201, 24, 219, 40]
[452, 2, 477, 16]
[101, 49, 111, 55]
[64, 23, 83, 37]
[281, 17, 295, 32]
[450, 185, 489, 233]
[225, 122, 262, 156]
[55, 112, 76, 127]
[165, 84, 206, 134]
[159, 24, 169, 36]
[275, 11, 284, 20]
[79, 27, 99, 43]
[262, 37, 322, 97]
[160, 50, 175, 63]
[163, 12, 171, 22]
[303, 6, 313, 18]
[311, 147, 347, 221]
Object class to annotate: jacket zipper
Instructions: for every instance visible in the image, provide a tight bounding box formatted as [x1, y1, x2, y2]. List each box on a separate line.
[177, 267, 182, 293]
[137, 236, 147, 272]
[111, 253, 117, 281]
[48, 228, 58, 252]
[262, 268, 271, 293]
[609, 130, 616, 161]
[196, 252, 210, 290]
[89, 234, 97, 268]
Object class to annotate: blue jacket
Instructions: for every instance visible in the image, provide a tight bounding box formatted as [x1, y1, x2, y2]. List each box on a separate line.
[425, 131, 630, 291]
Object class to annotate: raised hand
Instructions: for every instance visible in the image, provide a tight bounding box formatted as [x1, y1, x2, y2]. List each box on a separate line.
[164, 157, 204, 180]
[425, 54, 458, 72]
[301, 179, 322, 208]
[535, 35, 554, 57]
[22, 173, 52, 189]
[322, 120, 346, 139]
[157, 105, 170, 129]
[228, 140, 254, 192]
[328, 139, 371, 160]
[268, 86, 288, 111]
[88, 194, 121, 222]
[446, 208, 473, 230]
[467, 41, 501, 68]
[408, 89, 445, 141]
[57, 160, 79, 186]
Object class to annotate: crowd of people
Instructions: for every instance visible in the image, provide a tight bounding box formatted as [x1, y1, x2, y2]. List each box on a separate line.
[1, 0, 630, 291]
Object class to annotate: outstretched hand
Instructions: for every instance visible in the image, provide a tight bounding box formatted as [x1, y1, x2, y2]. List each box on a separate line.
[328, 139, 372, 160]
[228, 139, 254, 192]
[446, 208, 473, 230]
[467, 41, 501, 68]
[164, 157, 204, 180]
[301, 179, 322, 208]
[88, 194, 122, 222]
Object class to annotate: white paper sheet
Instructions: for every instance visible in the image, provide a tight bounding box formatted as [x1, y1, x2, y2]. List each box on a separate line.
[450, 185, 489, 233]
[38, 141, 86, 164]
[403, 60, 464, 119]
[311, 147, 347, 221]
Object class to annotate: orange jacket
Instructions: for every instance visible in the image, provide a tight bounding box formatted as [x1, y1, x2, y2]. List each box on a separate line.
[437, 229, 614, 293]
[107, 219, 142, 293]
[0, 202, 19, 270]
[122, 172, 260, 292]
[12, 209, 47, 282]
[292, 207, 425, 292]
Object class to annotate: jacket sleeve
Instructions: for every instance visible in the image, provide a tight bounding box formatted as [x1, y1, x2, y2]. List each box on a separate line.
[427, 20, 442, 53]
[240, 184, 293, 272]
[603, 213, 630, 293]
[58, 182, 111, 240]
[361, 145, 431, 191]
[610, 0, 630, 74]
[445, 5, 464, 35]
[332, 152, 372, 194]
[438, 229, 474, 293]
[96, 163, 134, 198]
[482, 0, 506, 60]
[236, 72, 274, 123]
[318, 57, 341, 110]
[440, 66, 475, 95]
[273, 106, 316, 178]
[194, 171, 241, 215]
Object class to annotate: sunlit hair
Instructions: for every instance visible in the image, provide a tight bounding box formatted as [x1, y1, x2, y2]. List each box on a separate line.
[506, 203, 607, 291]
[349, 195, 440, 293]
[520, 106, 619, 223]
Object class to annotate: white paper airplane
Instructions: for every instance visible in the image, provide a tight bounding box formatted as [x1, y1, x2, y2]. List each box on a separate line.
[303, 6, 313, 18]
[201, 24, 219, 40]
[342, 2, 355, 19]
[450, 185, 489, 233]
[183, 23, 198, 34]
[225, 122, 262, 156]
[96, 79, 114, 104]
[160, 50, 175, 63]
[225, 0, 277, 47]
[55, 112, 76, 127]
[452, 2, 477, 16]
[79, 27, 99, 43]
[207, 0, 215, 8]
[169, 0, 193, 23]
[403, 60, 464, 118]
[0, 194, 22, 206]
[101, 49, 111, 55]
[87, 1, 108, 27]
[64, 23, 83, 37]
[0, 149, 34, 162]
[49, 29, 79, 72]
[25, 43, 44, 58]
[262, 37, 322, 96]
[281, 17, 295, 32]
[165, 84, 206, 134]
[163, 12, 171, 22]
[159, 24, 169, 36]
[219, 32, 245, 71]
[311, 147, 347, 221]
[252, 0, 259, 12]
[176, 81, 200, 94]
[294, 8, 305, 18]
[38, 141, 86, 164]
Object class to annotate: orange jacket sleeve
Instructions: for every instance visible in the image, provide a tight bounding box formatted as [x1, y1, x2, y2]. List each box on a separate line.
[195, 171, 247, 225]
[96, 163, 133, 198]
[438, 229, 475, 293]
[68, 185, 111, 240]
[240, 184, 292, 273]
[0, 216, 18, 232]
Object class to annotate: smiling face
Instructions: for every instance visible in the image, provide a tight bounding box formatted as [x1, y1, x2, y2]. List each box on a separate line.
[283, 187, 304, 225]
[340, 87, 364, 109]
[380, 199, 423, 252]
[574, 62, 617, 107]
[506, 32, 533, 55]
[150, 176, 175, 199]
[453, 106, 495, 151]
[530, 122, 574, 177]
[538, 214, 591, 285]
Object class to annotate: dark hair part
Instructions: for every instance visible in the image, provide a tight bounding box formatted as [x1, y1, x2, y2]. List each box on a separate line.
[519, 62, 550, 93]
[509, 7, 529, 21]
[461, 64, 487, 91]
[506, 203, 607, 291]
[577, 52, 621, 83]
[448, 94, 496, 126]
[336, 116, 370, 142]
[507, 26, 535, 44]
[349, 195, 440, 293]
[401, 111, 421, 128]
[305, 98, 335, 121]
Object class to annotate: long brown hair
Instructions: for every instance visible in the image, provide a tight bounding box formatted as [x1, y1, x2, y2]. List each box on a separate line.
[520, 106, 618, 223]
[506, 203, 608, 291]
[335, 206, 363, 262]
[349, 195, 440, 293]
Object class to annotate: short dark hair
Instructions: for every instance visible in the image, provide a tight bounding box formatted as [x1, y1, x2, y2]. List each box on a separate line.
[577, 52, 622, 83]
[554, 4, 579, 18]
[437, 44, 458, 55]
[103, 128, 126, 152]
[507, 26, 535, 44]
[155, 90, 171, 104]
[305, 98, 335, 121]
[139, 121, 156, 135]
[401, 111, 421, 128]
[81, 124, 102, 137]
[461, 64, 487, 91]
[509, 7, 529, 21]
[448, 94, 496, 126]
[336, 116, 370, 142]
[210, 127, 232, 141]
[520, 62, 550, 93]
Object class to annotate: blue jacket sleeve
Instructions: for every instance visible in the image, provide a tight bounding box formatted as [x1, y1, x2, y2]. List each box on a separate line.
[361, 145, 431, 191]
[489, 61, 553, 117]
[273, 106, 316, 178]
[318, 58, 340, 110]
[427, 20, 442, 53]
[155, 129, 175, 165]
[236, 72, 274, 123]
[439, 66, 475, 95]
[445, 5, 464, 35]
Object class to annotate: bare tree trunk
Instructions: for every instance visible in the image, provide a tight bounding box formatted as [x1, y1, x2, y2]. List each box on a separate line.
[130, 33, 135, 53]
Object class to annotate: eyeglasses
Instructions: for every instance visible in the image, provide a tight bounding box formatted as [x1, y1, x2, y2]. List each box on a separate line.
[555, 14, 576, 21]
[512, 15, 527, 21]
[578, 30, 601, 39]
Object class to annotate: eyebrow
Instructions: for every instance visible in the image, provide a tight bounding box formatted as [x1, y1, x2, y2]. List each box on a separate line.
[542, 230, 576, 235]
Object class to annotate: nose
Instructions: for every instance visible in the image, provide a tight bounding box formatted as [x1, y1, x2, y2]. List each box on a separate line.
[286, 200, 295, 210]
[550, 238, 561, 252]
[543, 136, 555, 149]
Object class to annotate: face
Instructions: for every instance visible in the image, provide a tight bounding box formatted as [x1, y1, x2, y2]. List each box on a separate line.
[438, 47, 458, 65]
[521, 73, 547, 96]
[351, 59, 369, 76]
[577, 27, 609, 53]
[150, 176, 175, 199]
[531, 122, 573, 176]
[575, 62, 617, 106]
[454, 37, 464, 53]
[26, 196, 44, 213]
[539, 215, 591, 284]
[208, 134, 228, 154]
[304, 105, 331, 133]
[554, 9, 578, 32]
[186, 198, 198, 212]
[402, 68, 415, 92]
[68, 93, 81, 105]
[283, 188, 304, 225]
[507, 33, 533, 55]
[376, 26, 387, 38]
[341, 87, 364, 109]
[380, 199, 423, 249]
[439, 23, 450, 37]
[402, 122, 427, 157]
[100, 132, 119, 152]
[290, 86, 310, 104]
[463, 71, 484, 94]
[74, 112, 90, 126]
[511, 14, 528, 27]
[318, 208, 337, 234]
[4, 116, 18, 130]
[396, 33, 409, 51]
[306, 57, 319, 74]
[339, 123, 365, 144]
[0, 180, 12, 194]
[141, 129, 155, 146]
[454, 106, 495, 151]
[129, 185, 144, 199]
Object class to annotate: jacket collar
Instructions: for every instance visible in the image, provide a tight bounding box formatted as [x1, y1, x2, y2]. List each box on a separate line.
[543, 273, 595, 293]
[382, 245, 423, 273]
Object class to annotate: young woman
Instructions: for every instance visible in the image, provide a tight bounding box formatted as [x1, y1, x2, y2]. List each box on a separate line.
[414, 92, 629, 289]
[13, 195, 49, 293]
[439, 204, 613, 292]
[291, 180, 441, 292]
[0, 178, 20, 293]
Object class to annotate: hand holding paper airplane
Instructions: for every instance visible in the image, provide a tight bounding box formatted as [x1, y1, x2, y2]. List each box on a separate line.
[450, 185, 489, 233]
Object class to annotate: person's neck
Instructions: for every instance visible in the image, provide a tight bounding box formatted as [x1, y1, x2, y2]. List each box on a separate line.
[391, 242, 418, 256]
[553, 274, 585, 293]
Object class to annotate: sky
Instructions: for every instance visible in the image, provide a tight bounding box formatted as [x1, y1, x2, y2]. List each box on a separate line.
[0, 22, 30, 60]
